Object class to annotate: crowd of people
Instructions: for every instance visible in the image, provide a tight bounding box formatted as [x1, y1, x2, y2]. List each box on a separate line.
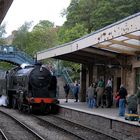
[63, 78, 140, 118]
[86, 78, 140, 117]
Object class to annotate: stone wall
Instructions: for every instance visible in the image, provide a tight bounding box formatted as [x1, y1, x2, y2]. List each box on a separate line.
[58, 107, 140, 140]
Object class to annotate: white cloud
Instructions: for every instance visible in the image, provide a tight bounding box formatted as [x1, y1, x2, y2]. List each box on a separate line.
[2, 0, 71, 36]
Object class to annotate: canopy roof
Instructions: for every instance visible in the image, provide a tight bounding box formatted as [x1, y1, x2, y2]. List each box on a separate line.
[0, 0, 13, 24]
[37, 12, 140, 65]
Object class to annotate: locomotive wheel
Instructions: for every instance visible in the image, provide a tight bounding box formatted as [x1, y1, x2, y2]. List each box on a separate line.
[27, 105, 32, 114]
[51, 104, 59, 114]
[12, 98, 17, 109]
[44, 105, 51, 114]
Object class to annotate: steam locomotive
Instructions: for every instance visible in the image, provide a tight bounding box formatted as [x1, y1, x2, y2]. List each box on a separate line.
[2, 63, 59, 113]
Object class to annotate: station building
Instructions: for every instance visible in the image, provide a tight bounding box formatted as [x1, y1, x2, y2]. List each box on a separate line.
[37, 12, 140, 101]
[0, 2, 140, 139]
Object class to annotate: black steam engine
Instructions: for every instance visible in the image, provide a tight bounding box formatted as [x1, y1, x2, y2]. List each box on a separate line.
[6, 63, 59, 113]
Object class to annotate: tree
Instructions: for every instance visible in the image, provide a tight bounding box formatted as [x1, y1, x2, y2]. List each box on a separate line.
[33, 20, 54, 29]
[12, 20, 58, 57]
[91, 0, 140, 30]
[63, 0, 80, 29]
[64, 0, 98, 33]
[27, 20, 58, 56]
[0, 23, 6, 44]
[58, 23, 88, 44]
[12, 21, 32, 51]
[63, 0, 140, 32]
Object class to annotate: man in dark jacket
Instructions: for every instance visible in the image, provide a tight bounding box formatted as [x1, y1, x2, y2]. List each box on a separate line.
[118, 84, 127, 116]
[64, 84, 70, 103]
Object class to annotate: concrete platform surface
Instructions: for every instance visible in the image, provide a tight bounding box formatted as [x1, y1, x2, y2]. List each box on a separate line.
[58, 99, 140, 126]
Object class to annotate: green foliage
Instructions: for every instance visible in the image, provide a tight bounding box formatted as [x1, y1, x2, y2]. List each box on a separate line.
[0, 23, 6, 37]
[64, 0, 97, 32]
[0, 24, 11, 70]
[12, 20, 58, 57]
[61, 60, 80, 81]
[58, 23, 88, 44]
[33, 20, 54, 30]
[0, 23, 6, 45]
[12, 21, 32, 52]
[64, 0, 140, 32]
[0, 38, 6, 45]
[92, 0, 140, 30]
[0, 62, 15, 70]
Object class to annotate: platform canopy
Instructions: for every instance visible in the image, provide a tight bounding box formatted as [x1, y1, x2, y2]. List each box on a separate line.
[37, 12, 140, 65]
[0, 0, 13, 24]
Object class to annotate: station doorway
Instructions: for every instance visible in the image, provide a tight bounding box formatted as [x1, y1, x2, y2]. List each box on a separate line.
[116, 77, 121, 92]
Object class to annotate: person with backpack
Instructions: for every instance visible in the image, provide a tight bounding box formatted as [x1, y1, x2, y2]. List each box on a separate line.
[118, 84, 128, 117]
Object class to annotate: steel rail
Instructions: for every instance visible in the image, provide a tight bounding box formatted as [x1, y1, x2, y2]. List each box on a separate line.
[0, 110, 45, 140]
[0, 129, 8, 140]
[33, 115, 86, 140]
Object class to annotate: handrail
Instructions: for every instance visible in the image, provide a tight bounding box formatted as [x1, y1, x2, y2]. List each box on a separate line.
[16, 51, 35, 64]
[0, 50, 35, 65]
[62, 68, 75, 95]
[54, 66, 75, 95]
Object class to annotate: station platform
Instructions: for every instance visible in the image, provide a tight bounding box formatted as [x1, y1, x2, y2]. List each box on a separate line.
[58, 99, 139, 126]
[58, 99, 140, 140]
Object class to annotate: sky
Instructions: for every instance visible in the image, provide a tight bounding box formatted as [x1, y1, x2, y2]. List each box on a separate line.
[2, 0, 71, 36]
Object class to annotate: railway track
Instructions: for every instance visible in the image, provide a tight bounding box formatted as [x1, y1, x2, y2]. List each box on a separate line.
[0, 107, 117, 140]
[0, 107, 82, 140]
[0, 129, 8, 140]
[34, 115, 117, 140]
[33, 115, 86, 140]
[0, 110, 45, 140]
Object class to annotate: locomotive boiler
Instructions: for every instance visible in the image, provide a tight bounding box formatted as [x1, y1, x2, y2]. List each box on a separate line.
[6, 63, 59, 113]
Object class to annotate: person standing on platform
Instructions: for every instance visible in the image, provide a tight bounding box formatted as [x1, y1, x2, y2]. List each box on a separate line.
[118, 84, 127, 117]
[86, 83, 95, 108]
[74, 84, 79, 102]
[127, 93, 137, 114]
[136, 84, 140, 115]
[96, 78, 105, 108]
[63, 83, 70, 103]
[114, 90, 120, 107]
[105, 78, 113, 108]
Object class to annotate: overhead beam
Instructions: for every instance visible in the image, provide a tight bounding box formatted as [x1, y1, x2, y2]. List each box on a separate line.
[97, 44, 135, 55]
[55, 55, 89, 64]
[124, 34, 140, 40]
[76, 50, 116, 63]
[110, 39, 140, 50]
[82, 47, 117, 58]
